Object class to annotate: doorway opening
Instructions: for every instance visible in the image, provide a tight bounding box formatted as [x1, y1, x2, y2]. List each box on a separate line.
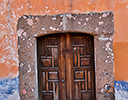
[18, 12, 114, 100]
[37, 33, 95, 100]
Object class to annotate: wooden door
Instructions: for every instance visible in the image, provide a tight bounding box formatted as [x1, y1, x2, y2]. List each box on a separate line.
[37, 33, 95, 100]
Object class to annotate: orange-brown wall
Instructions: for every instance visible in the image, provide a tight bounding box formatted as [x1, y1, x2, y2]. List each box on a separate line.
[0, 0, 128, 81]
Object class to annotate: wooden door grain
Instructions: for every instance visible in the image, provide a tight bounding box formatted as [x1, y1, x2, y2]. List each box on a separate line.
[37, 33, 95, 100]
[70, 34, 95, 100]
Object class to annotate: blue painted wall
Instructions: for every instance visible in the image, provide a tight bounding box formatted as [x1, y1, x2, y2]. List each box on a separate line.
[1, 77, 128, 100]
[0, 76, 20, 100]
[115, 80, 128, 100]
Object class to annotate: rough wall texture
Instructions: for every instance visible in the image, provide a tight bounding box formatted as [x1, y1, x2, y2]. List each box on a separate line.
[0, 0, 128, 99]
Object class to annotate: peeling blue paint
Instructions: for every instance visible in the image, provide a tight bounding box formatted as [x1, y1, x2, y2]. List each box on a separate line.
[115, 80, 128, 100]
[0, 76, 20, 100]
[115, 80, 128, 91]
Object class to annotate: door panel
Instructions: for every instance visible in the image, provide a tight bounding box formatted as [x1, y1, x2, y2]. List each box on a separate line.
[37, 33, 95, 100]
[71, 34, 94, 100]
[38, 35, 62, 100]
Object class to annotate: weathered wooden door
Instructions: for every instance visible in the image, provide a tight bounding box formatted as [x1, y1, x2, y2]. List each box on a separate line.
[37, 33, 95, 100]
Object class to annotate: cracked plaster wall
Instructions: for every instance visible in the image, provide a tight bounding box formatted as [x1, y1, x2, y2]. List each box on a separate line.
[0, 0, 128, 100]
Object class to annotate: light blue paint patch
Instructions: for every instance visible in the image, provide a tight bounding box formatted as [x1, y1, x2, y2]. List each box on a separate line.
[115, 80, 128, 100]
[0, 76, 20, 100]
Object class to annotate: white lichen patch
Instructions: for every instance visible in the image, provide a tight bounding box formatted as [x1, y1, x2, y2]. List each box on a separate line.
[50, 26, 55, 30]
[23, 16, 27, 19]
[50, 27, 59, 31]
[99, 16, 102, 19]
[30, 44, 33, 46]
[98, 35, 109, 41]
[27, 45, 30, 48]
[72, 16, 76, 20]
[85, 18, 89, 21]
[20, 63, 24, 67]
[107, 56, 110, 58]
[27, 64, 31, 73]
[60, 15, 63, 17]
[66, 14, 72, 19]
[106, 42, 111, 50]
[102, 12, 109, 18]
[59, 22, 63, 26]
[94, 27, 99, 32]
[109, 35, 113, 41]
[78, 22, 81, 25]
[84, 23, 86, 25]
[111, 53, 113, 56]
[99, 21, 104, 25]
[41, 28, 45, 30]
[23, 32, 27, 37]
[35, 17, 39, 20]
[103, 30, 106, 33]
[56, 28, 59, 31]
[34, 34, 37, 37]
[17, 29, 24, 37]
[52, 17, 56, 20]
[30, 44, 32, 46]
[28, 37, 31, 41]
[27, 18, 33, 26]
[18, 45, 20, 50]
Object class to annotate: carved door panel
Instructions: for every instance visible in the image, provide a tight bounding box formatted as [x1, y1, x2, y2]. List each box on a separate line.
[37, 34, 66, 100]
[37, 33, 95, 100]
[71, 34, 95, 100]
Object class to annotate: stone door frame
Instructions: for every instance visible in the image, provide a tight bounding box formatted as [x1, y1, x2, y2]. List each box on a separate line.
[17, 12, 114, 100]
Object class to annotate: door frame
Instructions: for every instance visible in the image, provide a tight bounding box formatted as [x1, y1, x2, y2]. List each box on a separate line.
[18, 12, 115, 100]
